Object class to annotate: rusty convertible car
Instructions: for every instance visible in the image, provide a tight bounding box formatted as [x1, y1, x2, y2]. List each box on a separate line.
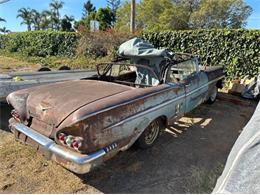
[7, 39, 224, 174]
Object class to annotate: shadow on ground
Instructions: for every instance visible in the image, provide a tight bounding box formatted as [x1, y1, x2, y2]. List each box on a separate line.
[0, 95, 257, 193]
[76, 99, 256, 193]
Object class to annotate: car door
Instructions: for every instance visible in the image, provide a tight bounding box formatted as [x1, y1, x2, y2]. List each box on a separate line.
[164, 64, 186, 125]
[176, 59, 208, 113]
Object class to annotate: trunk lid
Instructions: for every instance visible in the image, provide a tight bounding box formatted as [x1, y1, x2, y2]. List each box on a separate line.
[26, 80, 133, 127]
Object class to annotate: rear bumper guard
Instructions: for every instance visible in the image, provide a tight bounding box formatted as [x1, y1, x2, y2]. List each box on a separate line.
[10, 123, 118, 174]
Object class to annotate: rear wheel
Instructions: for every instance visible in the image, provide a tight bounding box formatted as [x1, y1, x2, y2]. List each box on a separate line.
[135, 119, 162, 149]
[207, 85, 218, 104]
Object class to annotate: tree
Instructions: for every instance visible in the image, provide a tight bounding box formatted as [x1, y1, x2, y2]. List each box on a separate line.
[17, 8, 33, 31]
[61, 15, 74, 31]
[116, 0, 181, 31]
[115, 0, 252, 31]
[31, 9, 41, 30]
[137, 0, 179, 31]
[40, 10, 52, 30]
[0, 27, 11, 34]
[74, 11, 95, 31]
[190, 0, 252, 28]
[49, 0, 64, 18]
[158, 3, 190, 30]
[76, 5, 116, 31]
[49, 0, 64, 30]
[173, 0, 200, 27]
[0, 17, 6, 22]
[107, 0, 121, 13]
[114, 0, 141, 31]
[95, 7, 116, 30]
[228, 0, 252, 28]
[83, 0, 96, 16]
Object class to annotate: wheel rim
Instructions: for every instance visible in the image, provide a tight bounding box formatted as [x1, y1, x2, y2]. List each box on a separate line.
[210, 87, 217, 101]
[144, 120, 160, 145]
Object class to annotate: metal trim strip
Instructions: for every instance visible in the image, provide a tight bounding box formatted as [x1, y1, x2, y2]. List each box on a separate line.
[103, 76, 224, 129]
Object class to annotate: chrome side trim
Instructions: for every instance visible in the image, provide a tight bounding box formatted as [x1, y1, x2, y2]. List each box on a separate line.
[186, 75, 224, 97]
[12, 123, 107, 173]
[107, 93, 186, 129]
[76, 85, 173, 122]
[103, 75, 224, 130]
[78, 75, 224, 123]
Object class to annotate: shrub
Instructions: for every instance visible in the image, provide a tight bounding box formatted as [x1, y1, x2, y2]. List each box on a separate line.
[76, 29, 134, 59]
[0, 29, 259, 80]
[0, 31, 77, 57]
[142, 29, 260, 80]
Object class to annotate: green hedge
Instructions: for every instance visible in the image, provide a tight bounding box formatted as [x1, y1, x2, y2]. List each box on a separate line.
[0, 31, 77, 57]
[0, 30, 259, 79]
[142, 29, 260, 79]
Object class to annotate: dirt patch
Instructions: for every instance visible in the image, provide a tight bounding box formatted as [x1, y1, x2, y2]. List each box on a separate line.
[0, 95, 257, 193]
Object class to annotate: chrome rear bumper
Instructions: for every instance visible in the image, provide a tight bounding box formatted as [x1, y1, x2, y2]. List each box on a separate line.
[10, 123, 117, 174]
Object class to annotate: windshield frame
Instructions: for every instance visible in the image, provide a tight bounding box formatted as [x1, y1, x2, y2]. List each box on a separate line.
[96, 62, 160, 82]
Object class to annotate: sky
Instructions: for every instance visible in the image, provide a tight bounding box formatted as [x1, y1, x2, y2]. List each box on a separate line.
[0, 0, 259, 32]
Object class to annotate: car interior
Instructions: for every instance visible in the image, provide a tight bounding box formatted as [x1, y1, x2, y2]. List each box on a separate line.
[165, 59, 198, 84]
[94, 63, 159, 88]
[89, 55, 197, 88]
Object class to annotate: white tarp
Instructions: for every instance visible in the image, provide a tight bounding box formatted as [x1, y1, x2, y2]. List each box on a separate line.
[213, 101, 260, 193]
[241, 74, 260, 100]
[118, 37, 168, 58]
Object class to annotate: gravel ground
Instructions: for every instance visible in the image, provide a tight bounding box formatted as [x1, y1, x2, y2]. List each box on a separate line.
[0, 94, 257, 193]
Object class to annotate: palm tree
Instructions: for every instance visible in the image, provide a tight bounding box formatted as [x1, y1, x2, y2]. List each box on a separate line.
[0, 27, 11, 34]
[64, 15, 74, 22]
[0, 17, 6, 22]
[40, 10, 52, 30]
[83, 0, 96, 16]
[17, 8, 33, 31]
[49, 0, 64, 30]
[31, 9, 41, 30]
[61, 15, 74, 31]
[0, 0, 10, 4]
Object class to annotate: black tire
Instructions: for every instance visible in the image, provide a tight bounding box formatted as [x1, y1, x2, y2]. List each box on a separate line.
[38, 67, 51, 71]
[135, 118, 163, 149]
[207, 85, 218, 104]
[58, 65, 71, 70]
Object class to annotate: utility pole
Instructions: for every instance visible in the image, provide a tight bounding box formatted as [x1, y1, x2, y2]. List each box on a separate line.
[130, 0, 135, 34]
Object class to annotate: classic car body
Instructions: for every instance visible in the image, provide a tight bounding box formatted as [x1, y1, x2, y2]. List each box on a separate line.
[7, 38, 224, 174]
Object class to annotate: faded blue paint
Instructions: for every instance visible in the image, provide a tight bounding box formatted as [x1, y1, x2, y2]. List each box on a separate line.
[185, 72, 209, 113]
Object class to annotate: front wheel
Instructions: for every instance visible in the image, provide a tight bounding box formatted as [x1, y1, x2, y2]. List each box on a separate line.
[207, 85, 218, 104]
[135, 119, 162, 149]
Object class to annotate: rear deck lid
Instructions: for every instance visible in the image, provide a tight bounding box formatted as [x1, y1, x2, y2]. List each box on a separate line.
[26, 80, 133, 127]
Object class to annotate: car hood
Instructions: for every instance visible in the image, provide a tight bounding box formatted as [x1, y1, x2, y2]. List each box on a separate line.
[19, 80, 133, 127]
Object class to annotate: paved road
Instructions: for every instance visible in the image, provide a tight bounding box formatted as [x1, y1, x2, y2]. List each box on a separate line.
[0, 70, 96, 101]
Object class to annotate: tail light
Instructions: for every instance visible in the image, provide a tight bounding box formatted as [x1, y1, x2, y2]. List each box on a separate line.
[58, 133, 66, 141]
[57, 133, 83, 151]
[11, 110, 21, 122]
